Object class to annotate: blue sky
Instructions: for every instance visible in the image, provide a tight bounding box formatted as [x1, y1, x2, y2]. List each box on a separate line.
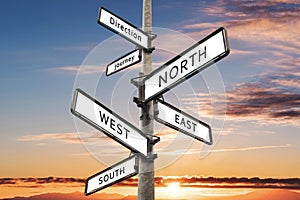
[0, 0, 299, 181]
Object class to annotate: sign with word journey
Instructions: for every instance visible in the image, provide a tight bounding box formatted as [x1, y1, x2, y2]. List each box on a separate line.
[85, 155, 138, 195]
[98, 7, 151, 50]
[71, 89, 151, 157]
[143, 27, 230, 102]
[106, 49, 141, 76]
[154, 99, 212, 145]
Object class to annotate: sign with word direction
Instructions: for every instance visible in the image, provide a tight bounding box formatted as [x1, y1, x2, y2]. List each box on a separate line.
[98, 7, 151, 50]
[85, 155, 138, 195]
[106, 49, 141, 76]
[71, 89, 150, 157]
[154, 99, 212, 145]
[143, 27, 230, 102]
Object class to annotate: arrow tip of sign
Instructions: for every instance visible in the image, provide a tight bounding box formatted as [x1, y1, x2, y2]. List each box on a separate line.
[70, 89, 79, 115]
[96, 7, 104, 24]
[220, 27, 230, 57]
[84, 185, 90, 196]
[206, 125, 213, 145]
[145, 46, 155, 53]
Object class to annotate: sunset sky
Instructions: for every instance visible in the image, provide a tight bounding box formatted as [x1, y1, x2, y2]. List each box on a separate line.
[0, 0, 299, 199]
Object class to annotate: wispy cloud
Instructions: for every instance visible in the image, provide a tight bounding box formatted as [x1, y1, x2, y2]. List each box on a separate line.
[17, 131, 108, 145]
[253, 48, 300, 70]
[220, 124, 275, 136]
[17, 132, 82, 144]
[156, 143, 291, 156]
[54, 43, 97, 52]
[209, 144, 292, 153]
[230, 48, 257, 56]
[198, 0, 300, 19]
[16, 131, 138, 157]
[45, 61, 167, 75]
[45, 65, 106, 74]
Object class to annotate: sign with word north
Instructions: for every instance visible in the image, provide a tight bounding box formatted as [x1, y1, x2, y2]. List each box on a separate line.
[71, 89, 150, 157]
[154, 99, 212, 145]
[106, 49, 141, 76]
[98, 7, 151, 50]
[143, 27, 230, 102]
[85, 155, 138, 195]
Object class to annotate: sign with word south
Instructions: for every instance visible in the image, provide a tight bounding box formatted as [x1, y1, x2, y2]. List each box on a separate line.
[85, 155, 138, 195]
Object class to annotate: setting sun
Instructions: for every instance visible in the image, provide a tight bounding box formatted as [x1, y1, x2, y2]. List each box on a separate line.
[167, 182, 181, 195]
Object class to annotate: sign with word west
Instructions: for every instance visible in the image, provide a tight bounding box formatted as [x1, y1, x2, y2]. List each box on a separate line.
[71, 89, 150, 157]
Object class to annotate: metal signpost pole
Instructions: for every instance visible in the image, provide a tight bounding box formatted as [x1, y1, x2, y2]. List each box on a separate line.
[138, 0, 154, 199]
[72, 1, 229, 198]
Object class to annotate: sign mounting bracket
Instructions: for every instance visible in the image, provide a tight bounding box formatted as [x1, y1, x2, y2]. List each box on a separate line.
[130, 73, 147, 87]
[144, 46, 155, 53]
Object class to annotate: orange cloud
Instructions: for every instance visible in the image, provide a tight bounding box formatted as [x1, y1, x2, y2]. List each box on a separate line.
[2, 176, 299, 189]
[183, 0, 300, 72]
[16, 131, 112, 146]
[180, 71, 300, 125]
[17, 132, 83, 144]
[208, 144, 292, 153]
[0, 177, 85, 187]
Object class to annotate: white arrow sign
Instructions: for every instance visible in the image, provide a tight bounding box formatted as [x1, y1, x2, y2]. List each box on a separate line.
[154, 99, 212, 145]
[71, 89, 150, 157]
[85, 155, 138, 196]
[143, 27, 230, 102]
[98, 7, 151, 50]
[106, 49, 141, 76]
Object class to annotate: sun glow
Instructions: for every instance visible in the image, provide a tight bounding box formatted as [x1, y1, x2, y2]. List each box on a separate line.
[167, 182, 181, 196]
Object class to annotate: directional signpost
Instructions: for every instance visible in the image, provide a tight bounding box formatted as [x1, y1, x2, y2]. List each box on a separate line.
[143, 27, 230, 102]
[85, 155, 138, 196]
[71, 89, 151, 157]
[71, 3, 230, 199]
[106, 49, 141, 76]
[154, 99, 212, 145]
[97, 7, 151, 50]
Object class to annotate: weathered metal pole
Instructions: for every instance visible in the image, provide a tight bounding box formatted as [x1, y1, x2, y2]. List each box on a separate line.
[138, 0, 154, 199]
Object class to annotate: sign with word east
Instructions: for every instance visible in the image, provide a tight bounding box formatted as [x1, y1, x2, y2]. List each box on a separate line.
[154, 99, 212, 145]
